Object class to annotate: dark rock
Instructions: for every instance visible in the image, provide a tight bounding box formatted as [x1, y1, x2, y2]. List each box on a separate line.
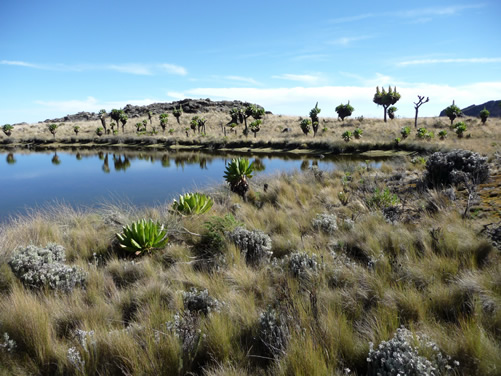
[41, 99, 270, 124]
[439, 100, 501, 117]
[281, 128, 292, 133]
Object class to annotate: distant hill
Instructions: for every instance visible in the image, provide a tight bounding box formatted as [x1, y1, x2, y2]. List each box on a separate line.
[41, 99, 267, 123]
[439, 100, 501, 117]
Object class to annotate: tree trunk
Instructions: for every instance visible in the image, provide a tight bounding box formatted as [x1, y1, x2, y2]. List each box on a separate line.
[383, 105, 388, 122]
[414, 108, 419, 128]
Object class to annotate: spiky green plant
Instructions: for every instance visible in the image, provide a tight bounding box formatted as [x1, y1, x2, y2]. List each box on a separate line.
[342, 130, 352, 142]
[439, 130, 448, 140]
[417, 127, 428, 139]
[387, 106, 398, 120]
[455, 122, 467, 138]
[335, 102, 354, 121]
[119, 113, 128, 132]
[444, 102, 461, 126]
[159, 113, 169, 132]
[2, 124, 13, 136]
[190, 116, 199, 134]
[249, 119, 262, 138]
[300, 119, 311, 135]
[47, 123, 58, 138]
[110, 109, 123, 127]
[116, 219, 169, 255]
[95, 127, 104, 136]
[223, 158, 254, 199]
[354, 128, 363, 139]
[172, 193, 214, 215]
[309, 102, 321, 136]
[400, 126, 411, 139]
[73, 125, 80, 135]
[173, 106, 183, 124]
[479, 107, 490, 124]
[373, 86, 401, 122]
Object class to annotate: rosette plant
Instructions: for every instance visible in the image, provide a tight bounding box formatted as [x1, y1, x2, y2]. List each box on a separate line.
[98, 109, 107, 132]
[309, 102, 321, 136]
[444, 101, 461, 126]
[173, 106, 183, 124]
[387, 106, 397, 120]
[300, 119, 311, 135]
[373, 86, 401, 122]
[479, 107, 490, 124]
[116, 219, 169, 255]
[48, 123, 58, 138]
[110, 109, 123, 127]
[159, 113, 169, 132]
[73, 125, 80, 135]
[249, 119, 262, 138]
[335, 102, 354, 121]
[172, 193, 214, 215]
[223, 158, 254, 199]
[119, 113, 128, 132]
[2, 124, 13, 136]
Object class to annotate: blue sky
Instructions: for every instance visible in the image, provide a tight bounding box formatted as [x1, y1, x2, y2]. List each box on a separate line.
[1, 0, 500, 124]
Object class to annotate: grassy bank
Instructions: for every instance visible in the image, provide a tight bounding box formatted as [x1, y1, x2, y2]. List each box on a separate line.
[0, 154, 500, 375]
[3, 113, 500, 157]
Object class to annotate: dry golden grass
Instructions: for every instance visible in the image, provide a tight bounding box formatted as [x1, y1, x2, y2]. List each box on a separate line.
[2, 112, 500, 156]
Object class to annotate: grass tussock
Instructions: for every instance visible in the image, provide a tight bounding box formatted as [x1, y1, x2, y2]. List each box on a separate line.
[0, 157, 500, 375]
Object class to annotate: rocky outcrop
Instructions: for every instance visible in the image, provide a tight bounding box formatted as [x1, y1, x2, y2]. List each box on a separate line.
[439, 100, 501, 117]
[41, 99, 268, 123]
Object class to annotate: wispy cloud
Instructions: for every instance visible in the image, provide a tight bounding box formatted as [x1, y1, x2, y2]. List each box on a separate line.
[272, 74, 322, 84]
[224, 76, 261, 85]
[328, 35, 373, 46]
[398, 57, 501, 66]
[290, 54, 330, 62]
[159, 63, 187, 76]
[329, 4, 484, 24]
[173, 80, 501, 118]
[0, 60, 188, 76]
[35, 96, 159, 113]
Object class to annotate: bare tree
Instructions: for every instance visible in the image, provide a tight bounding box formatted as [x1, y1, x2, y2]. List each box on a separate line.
[414, 95, 429, 128]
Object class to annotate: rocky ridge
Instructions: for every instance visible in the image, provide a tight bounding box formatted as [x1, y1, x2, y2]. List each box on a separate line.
[40, 99, 267, 123]
[439, 99, 501, 118]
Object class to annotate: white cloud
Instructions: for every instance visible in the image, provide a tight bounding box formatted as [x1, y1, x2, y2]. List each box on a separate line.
[158, 63, 187, 76]
[224, 76, 261, 85]
[176, 81, 501, 119]
[328, 35, 373, 46]
[0, 60, 42, 68]
[272, 74, 322, 85]
[34, 96, 159, 114]
[108, 64, 153, 75]
[398, 57, 501, 66]
[1, 60, 187, 76]
[167, 92, 187, 100]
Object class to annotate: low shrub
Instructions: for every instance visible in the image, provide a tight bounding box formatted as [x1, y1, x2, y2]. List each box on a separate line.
[311, 213, 338, 234]
[8, 244, 86, 292]
[258, 308, 289, 358]
[182, 288, 222, 315]
[284, 251, 320, 279]
[116, 219, 169, 256]
[425, 150, 489, 187]
[228, 227, 272, 266]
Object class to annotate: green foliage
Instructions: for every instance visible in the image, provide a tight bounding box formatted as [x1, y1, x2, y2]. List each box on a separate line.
[300, 119, 311, 135]
[400, 126, 411, 138]
[135, 122, 144, 132]
[110, 109, 123, 125]
[47, 123, 58, 137]
[95, 127, 104, 136]
[249, 119, 262, 137]
[2, 124, 13, 136]
[309, 102, 321, 136]
[173, 106, 183, 124]
[455, 122, 467, 137]
[394, 137, 401, 145]
[444, 103, 461, 125]
[439, 130, 448, 140]
[73, 125, 80, 135]
[172, 193, 214, 215]
[168, 128, 174, 135]
[417, 127, 428, 139]
[479, 107, 490, 124]
[223, 158, 254, 198]
[373, 86, 401, 122]
[159, 113, 169, 131]
[190, 116, 199, 132]
[366, 187, 400, 209]
[335, 102, 354, 121]
[116, 219, 169, 255]
[342, 130, 352, 142]
[252, 106, 265, 120]
[98, 109, 106, 117]
[387, 106, 398, 120]
[119, 113, 128, 128]
[354, 128, 363, 139]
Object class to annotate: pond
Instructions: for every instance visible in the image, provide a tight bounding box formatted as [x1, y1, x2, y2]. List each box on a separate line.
[0, 149, 393, 220]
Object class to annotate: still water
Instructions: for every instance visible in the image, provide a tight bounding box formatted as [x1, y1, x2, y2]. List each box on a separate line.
[0, 150, 387, 220]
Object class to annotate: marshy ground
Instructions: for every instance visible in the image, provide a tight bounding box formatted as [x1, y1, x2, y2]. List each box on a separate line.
[0, 113, 500, 375]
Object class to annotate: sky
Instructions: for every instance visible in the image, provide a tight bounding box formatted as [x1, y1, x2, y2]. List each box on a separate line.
[1, 0, 500, 124]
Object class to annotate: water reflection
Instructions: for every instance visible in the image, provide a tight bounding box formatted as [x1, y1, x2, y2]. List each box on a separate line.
[0, 149, 398, 220]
